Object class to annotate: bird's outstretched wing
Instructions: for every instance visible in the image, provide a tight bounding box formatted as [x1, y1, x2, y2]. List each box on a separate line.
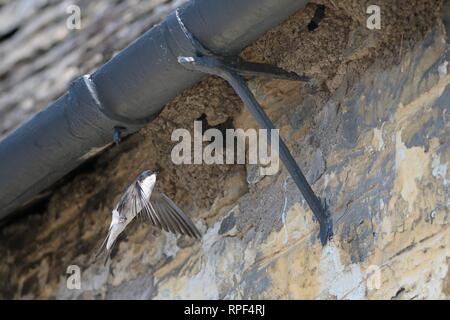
[137, 189, 201, 239]
[94, 182, 141, 265]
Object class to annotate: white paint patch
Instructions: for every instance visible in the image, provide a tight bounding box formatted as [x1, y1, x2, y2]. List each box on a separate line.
[322, 172, 336, 189]
[431, 153, 449, 187]
[394, 131, 430, 212]
[438, 60, 448, 78]
[319, 242, 365, 299]
[201, 218, 222, 251]
[162, 232, 179, 258]
[397, 146, 405, 162]
[373, 127, 385, 151]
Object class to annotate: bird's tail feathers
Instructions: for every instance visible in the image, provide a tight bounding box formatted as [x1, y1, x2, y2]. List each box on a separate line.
[94, 227, 115, 266]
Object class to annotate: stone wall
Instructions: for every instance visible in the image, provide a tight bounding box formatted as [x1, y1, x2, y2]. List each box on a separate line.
[0, 0, 448, 299]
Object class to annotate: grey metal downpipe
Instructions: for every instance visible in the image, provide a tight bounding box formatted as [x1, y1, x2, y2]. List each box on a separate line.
[0, 0, 310, 220]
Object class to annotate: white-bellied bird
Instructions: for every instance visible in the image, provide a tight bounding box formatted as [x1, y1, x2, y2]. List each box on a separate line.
[97, 170, 201, 264]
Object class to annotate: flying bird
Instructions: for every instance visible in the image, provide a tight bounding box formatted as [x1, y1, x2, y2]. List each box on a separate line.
[97, 170, 201, 264]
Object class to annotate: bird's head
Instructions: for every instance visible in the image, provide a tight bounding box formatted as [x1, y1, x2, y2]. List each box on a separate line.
[138, 169, 158, 182]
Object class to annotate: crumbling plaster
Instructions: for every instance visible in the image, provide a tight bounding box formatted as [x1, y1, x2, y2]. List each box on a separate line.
[0, 0, 448, 299]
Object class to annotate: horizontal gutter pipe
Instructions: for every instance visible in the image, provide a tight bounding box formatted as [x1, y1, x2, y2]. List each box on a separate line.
[0, 0, 310, 220]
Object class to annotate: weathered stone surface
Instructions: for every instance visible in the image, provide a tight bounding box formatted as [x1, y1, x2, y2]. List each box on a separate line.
[0, 0, 448, 299]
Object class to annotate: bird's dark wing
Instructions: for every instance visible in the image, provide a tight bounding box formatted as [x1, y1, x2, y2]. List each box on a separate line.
[138, 190, 201, 239]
